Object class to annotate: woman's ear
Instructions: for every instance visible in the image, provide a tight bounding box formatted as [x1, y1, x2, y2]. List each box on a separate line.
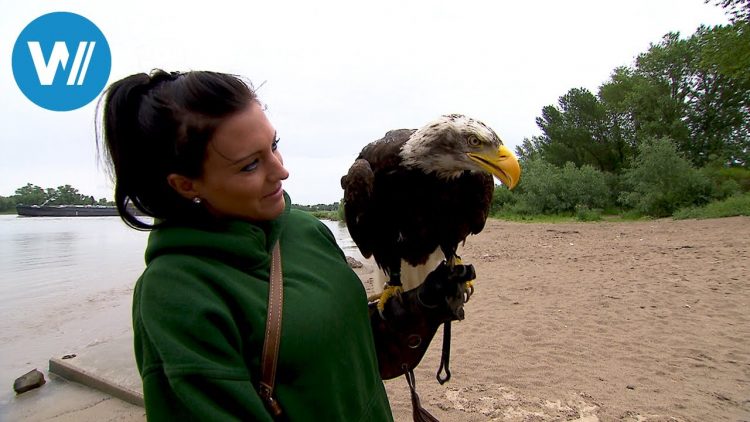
[166, 173, 199, 200]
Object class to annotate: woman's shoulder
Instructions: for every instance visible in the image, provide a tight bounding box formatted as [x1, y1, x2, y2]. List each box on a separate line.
[135, 249, 267, 316]
[287, 210, 336, 237]
[288, 208, 321, 224]
[137, 253, 216, 297]
[285, 212, 347, 258]
[285, 209, 327, 233]
[146, 221, 268, 266]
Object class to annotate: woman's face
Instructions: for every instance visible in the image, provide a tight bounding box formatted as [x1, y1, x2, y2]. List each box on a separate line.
[192, 101, 290, 222]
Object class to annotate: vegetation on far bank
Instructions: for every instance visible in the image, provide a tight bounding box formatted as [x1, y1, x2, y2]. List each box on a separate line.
[290, 204, 341, 221]
[490, 3, 749, 223]
[0, 184, 114, 213]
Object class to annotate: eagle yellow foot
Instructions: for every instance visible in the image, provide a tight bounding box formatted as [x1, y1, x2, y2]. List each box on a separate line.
[376, 284, 404, 314]
[464, 280, 475, 303]
[450, 257, 475, 302]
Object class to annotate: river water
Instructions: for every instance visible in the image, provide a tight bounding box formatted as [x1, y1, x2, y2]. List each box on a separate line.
[0, 214, 358, 407]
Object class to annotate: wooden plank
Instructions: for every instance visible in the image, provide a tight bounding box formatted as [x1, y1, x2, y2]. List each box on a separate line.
[49, 357, 144, 407]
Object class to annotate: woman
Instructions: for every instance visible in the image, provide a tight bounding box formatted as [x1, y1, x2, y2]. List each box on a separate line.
[99, 69, 470, 421]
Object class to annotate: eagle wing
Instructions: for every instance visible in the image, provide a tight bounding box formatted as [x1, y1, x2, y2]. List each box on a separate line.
[341, 129, 415, 262]
[459, 170, 495, 236]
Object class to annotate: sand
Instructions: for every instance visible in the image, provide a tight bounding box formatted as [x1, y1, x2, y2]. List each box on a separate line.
[12, 216, 749, 421]
[367, 216, 750, 421]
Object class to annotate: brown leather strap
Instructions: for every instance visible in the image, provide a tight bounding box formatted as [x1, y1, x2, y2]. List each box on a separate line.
[259, 241, 283, 418]
[405, 369, 440, 422]
[436, 321, 452, 385]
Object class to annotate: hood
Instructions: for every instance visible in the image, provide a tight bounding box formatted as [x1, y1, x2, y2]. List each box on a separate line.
[144, 192, 291, 270]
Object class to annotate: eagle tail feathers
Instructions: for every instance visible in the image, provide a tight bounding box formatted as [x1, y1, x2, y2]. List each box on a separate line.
[373, 248, 444, 295]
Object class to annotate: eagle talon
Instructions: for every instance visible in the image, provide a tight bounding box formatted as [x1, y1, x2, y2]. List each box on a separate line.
[464, 280, 474, 303]
[376, 284, 404, 315]
[445, 255, 464, 268]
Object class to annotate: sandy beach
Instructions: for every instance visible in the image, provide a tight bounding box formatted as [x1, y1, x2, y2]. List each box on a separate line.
[377, 216, 750, 421]
[7, 216, 749, 421]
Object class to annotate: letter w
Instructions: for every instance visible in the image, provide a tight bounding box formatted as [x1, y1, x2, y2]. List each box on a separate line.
[27, 41, 96, 86]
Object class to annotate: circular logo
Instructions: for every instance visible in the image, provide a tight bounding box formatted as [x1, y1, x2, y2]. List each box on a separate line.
[12, 12, 111, 112]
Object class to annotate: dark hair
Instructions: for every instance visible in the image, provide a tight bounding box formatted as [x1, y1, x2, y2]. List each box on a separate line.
[97, 70, 257, 230]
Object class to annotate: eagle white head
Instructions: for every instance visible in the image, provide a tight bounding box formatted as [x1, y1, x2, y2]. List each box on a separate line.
[399, 114, 520, 189]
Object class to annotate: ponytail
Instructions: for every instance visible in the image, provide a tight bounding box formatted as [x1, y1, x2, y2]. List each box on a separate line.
[97, 69, 256, 230]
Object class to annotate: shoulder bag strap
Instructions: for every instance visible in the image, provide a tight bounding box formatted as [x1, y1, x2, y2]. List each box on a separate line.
[259, 241, 284, 418]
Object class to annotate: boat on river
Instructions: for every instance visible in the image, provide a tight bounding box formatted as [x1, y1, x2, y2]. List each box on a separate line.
[16, 204, 120, 217]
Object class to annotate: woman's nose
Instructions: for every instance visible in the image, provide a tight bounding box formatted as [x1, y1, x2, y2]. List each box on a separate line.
[270, 152, 289, 181]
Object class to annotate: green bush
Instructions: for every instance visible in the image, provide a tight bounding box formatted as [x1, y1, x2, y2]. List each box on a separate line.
[0, 196, 16, 213]
[673, 193, 750, 219]
[701, 164, 750, 198]
[619, 138, 712, 217]
[337, 198, 346, 222]
[575, 204, 602, 221]
[513, 158, 611, 214]
[490, 185, 517, 214]
[721, 167, 750, 192]
[311, 210, 339, 221]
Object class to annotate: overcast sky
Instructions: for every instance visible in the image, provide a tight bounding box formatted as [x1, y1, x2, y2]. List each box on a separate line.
[0, 1, 729, 204]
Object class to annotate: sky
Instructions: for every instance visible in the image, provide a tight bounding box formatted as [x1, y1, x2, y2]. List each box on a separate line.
[0, 1, 729, 205]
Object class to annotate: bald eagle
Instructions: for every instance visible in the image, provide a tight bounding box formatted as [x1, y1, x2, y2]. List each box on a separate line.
[341, 114, 520, 308]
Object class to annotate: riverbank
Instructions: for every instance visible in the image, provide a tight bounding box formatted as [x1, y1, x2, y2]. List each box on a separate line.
[381, 216, 750, 421]
[3, 216, 749, 421]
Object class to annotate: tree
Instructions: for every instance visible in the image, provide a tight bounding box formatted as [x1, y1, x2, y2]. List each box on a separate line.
[47, 185, 88, 205]
[689, 26, 749, 166]
[509, 158, 612, 215]
[695, 23, 750, 165]
[600, 29, 749, 167]
[706, 0, 750, 24]
[13, 183, 47, 205]
[619, 138, 712, 217]
[514, 136, 546, 162]
[11, 183, 105, 207]
[533, 88, 631, 172]
[600, 64, 690, 155]
[0, 196, 16, 212]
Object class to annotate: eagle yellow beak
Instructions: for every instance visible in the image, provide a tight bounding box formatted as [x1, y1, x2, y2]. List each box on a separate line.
[467, 145, 521, 189]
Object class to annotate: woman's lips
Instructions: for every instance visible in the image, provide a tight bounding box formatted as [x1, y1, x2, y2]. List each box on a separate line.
[264, 184, 283, 199]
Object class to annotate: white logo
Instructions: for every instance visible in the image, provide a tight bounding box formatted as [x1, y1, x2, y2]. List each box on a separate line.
[12, 12, 111, 111]
[27, 41, 96, 86]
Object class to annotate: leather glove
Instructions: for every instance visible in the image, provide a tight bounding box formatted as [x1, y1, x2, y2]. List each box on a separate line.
[371, 262, 476, 380]
[413, 262, 475, 321]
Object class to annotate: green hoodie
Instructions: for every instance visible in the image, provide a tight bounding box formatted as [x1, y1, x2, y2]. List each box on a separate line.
[133, 193, 392, 421]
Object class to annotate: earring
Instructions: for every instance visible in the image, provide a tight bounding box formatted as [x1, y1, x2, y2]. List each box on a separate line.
[192, 197, 202, 204]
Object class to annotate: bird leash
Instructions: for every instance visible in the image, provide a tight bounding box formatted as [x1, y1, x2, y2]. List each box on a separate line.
[370, 262, 476, 421]
[436, 321, 452, 385]
[406, 321, 451, 422]
[405, 368, 440, 422]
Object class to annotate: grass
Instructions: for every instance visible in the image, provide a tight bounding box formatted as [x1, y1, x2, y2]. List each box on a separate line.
[310, 194, 750, 224]
[673, 193, 750, 219]
[491, 207, 655, 223]
[491, 212, 591, 223]
[500, 214, 571, 223]
[309, 210, 340, 221]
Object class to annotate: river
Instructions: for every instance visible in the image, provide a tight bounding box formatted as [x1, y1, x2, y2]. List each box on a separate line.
[0, 214, 358, 407]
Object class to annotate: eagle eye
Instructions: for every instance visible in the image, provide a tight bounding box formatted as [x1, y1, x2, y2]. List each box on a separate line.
[467, 136, 481, 147]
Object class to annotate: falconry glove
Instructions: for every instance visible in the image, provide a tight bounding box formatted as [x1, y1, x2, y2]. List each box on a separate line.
[370, 262, 474, 421]
[370, 262, 475, 380]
